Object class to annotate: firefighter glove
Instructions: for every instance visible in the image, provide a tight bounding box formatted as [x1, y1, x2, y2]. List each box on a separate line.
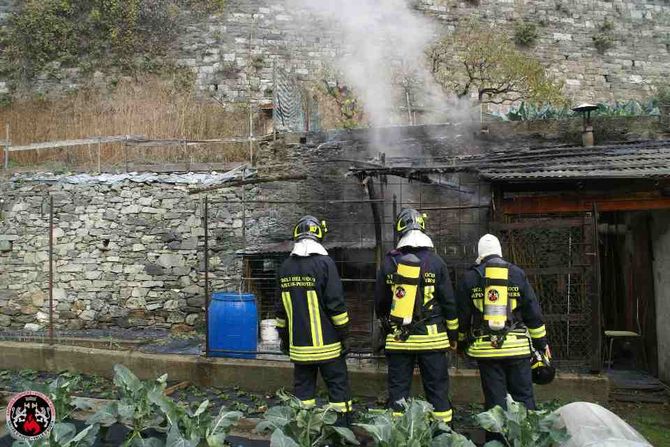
[278, 328, 289, 355]
[336, 325, 351, 357]
[380, 317, 393, 335]
[532, 336, 548, 352]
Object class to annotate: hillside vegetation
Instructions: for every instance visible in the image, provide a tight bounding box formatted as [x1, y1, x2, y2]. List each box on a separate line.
[0, 0, 224, 81]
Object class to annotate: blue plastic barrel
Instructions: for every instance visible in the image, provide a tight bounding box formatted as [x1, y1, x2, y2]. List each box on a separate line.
[208, 292, 258, 359]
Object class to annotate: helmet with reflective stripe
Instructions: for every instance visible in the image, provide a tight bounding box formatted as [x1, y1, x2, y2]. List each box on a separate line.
[293, 215, 328, 241]
[395, 208, 427, 237]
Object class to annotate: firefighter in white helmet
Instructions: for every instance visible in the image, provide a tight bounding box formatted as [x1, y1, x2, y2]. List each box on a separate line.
[457, 234, 553, 442]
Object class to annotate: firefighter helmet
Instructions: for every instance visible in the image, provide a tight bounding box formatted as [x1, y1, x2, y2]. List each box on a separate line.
[293, 215, 328, 242]
[395, 208, 427, 237]
[531, 348, 556, 385]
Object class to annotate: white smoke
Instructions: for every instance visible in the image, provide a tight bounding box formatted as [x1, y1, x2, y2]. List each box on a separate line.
[286, 0, 467, 127]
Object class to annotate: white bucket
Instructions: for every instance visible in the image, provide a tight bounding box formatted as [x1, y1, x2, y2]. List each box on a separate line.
[260, 319, 278, 343]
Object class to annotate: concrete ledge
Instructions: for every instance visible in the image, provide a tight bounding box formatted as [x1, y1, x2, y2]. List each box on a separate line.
[0, 342, 608, 404]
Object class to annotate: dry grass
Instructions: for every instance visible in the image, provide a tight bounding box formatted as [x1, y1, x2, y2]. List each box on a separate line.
[0, 76, 255, 171]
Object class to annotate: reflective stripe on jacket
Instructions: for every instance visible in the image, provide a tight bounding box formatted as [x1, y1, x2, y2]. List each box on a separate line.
[276, 254, 349, 363]
[375, 247, 458, 352]
[457, 255, 547, 359]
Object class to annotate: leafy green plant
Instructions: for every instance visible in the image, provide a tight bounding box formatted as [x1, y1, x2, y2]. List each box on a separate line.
[12, 422, 99, 447]
[356, 400, 475, 447]
[593, 20, 615, 54]
[149, 393, 242, 447]
[231, 401, 250, 414]
[18, 373, 91, 423]
[0, 0, 225, 80]
[497, 100, 660, 122]
[9, 374, 99, 447]
[255, 391, 358, 447]
[514, 22, 539, 47]
[655, 84, 670, 116]
[320, 80, 365, 129]
[474, 395, 569, 447]
[87, 364, 167, 446]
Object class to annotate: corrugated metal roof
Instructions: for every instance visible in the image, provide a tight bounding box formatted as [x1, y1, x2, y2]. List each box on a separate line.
[353, 140, 670, 182]
[477, 140, 670, 181]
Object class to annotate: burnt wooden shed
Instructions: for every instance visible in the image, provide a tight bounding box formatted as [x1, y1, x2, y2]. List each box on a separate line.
[352, 139, 670, 375]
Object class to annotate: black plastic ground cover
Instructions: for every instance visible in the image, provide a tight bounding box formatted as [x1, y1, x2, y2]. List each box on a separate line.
[0, 424, 271, 447]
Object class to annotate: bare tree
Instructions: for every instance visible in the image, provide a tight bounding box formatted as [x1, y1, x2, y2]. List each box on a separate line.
[430, 23, 565, 105]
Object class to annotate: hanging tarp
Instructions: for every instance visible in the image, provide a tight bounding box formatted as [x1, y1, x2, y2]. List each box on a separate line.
[273, 67, 305, 132]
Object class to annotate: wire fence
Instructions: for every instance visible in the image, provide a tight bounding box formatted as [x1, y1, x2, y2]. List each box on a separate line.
[1, 138, 599, 370]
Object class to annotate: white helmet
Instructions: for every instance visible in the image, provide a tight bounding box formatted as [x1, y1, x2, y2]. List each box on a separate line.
[476, 234, 502, 264]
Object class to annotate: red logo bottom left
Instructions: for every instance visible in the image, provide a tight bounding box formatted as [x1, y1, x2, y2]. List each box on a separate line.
[6, 391, 56, 441]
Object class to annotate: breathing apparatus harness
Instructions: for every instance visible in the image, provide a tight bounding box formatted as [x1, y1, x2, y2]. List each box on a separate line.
[384, 249, 437, 342]
[471, 257, 524, 349]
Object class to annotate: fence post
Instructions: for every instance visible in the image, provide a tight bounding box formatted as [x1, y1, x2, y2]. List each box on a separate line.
[97, 139, 102, 173]
[49, 195, 54, 346]
[3, 124, 9, 170]
[203, 196, 209, 357]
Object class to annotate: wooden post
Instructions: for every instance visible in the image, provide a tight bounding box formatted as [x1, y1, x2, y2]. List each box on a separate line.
[363, 176, 384, 353]
[49, 195, 54, 346]
[97, 140, 101, 173]
[4, 124, 9, 170]
[590, 203, 602, 372]
[204, 196, 209, 357]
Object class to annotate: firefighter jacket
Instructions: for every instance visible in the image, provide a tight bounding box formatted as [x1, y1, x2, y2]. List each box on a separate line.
[375, 247, 458, 352]
[275, 254, 349, 364]
[457, 255, 548, 359]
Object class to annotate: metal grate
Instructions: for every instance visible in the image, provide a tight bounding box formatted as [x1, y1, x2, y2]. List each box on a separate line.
[494, 215, 598, 369]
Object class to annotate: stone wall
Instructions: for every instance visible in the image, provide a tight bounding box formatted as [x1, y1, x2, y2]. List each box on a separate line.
[0, 119, 666, 333]
[0, 124, 493, 333]
[0, 175, 250, 332]
[0, 0, 668, 103]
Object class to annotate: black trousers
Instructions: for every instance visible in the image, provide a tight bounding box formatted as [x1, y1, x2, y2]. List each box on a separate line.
[477, 357, 536, 411]
[294, 356, 351, 412]
[386, 351, 452, 420]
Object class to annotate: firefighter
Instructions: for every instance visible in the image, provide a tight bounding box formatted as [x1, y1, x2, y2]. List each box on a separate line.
[374, 209, 458, 424]
[457, 234, 551, 439]
[275, 215, 352, 424]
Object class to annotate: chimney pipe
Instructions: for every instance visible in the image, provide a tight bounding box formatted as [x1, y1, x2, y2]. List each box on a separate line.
[572, 103, 599, 147]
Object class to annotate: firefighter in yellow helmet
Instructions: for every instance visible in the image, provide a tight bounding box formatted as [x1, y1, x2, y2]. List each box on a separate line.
[275, 216, 352, 425]
[375, 209, 458, 424]
[457, 234, 552, 441]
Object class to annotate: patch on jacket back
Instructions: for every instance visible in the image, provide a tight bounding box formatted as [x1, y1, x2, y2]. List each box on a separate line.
[280, 275, 316, 288]
[470, 287, 484, 299]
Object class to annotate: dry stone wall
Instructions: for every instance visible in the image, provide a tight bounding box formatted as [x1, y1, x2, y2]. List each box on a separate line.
[0, 175, 249, 332]
[0, 0, 668, 103]
[164, 0, 670, 104]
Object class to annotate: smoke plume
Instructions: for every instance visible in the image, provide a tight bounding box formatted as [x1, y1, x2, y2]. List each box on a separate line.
[287, 0, 468, 127]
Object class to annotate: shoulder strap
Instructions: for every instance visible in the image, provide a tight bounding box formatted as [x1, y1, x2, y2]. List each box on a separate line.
[414, 250, 439, 317]
[387, 249, 401, 267]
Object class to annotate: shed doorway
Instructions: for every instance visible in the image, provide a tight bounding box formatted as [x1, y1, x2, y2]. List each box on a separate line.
[599, 211, 658, 376]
